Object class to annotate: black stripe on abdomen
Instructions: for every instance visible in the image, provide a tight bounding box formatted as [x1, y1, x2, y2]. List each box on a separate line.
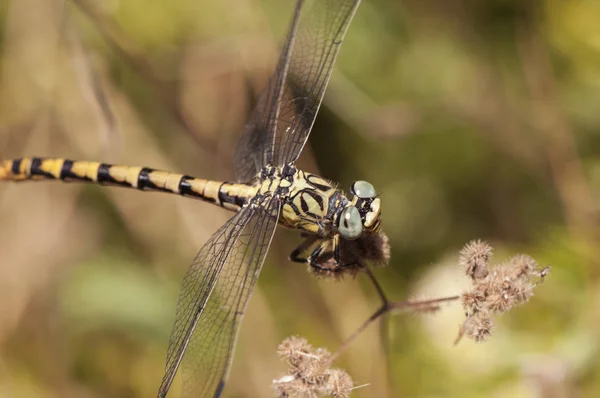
[30, 158, 55, 179]
[137, 167, 153, 190]
[11, 159, 22, 174]
[96, 163, 112, 184]
[59, 159, 79, 181]
[96, 163, 131, 187]
[178, 176, 195, 197]
[178, 176, 216, 202]
[137, 167, 171, 192]
[218, 184, 246, 208]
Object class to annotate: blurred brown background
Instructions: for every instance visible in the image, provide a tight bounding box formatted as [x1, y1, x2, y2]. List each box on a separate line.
[0, 0, 599, 397]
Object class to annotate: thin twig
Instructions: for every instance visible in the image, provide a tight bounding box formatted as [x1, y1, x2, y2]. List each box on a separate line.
[331, 267, 460, 361]
[365, 267, 388, 305]
[388, 295, 460, 312]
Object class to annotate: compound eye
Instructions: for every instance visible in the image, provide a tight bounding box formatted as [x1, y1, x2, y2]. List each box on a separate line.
[338, 206, 363, 240]
[351, 180, 376, 199]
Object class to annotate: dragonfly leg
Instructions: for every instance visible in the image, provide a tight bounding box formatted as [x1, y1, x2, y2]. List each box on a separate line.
[290, 234, 347, 273]
[332, 233, 341, 264]
[289, 235, 320, 264]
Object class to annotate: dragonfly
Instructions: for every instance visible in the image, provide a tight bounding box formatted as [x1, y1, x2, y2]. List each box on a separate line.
[0, 0, 389, 396]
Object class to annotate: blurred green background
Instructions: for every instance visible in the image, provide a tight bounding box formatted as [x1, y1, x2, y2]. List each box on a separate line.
[1, 0, 599, 397]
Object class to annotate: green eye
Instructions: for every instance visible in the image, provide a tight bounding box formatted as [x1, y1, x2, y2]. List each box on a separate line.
[351, 180, 376, 198]
[338, 206, 362, 240]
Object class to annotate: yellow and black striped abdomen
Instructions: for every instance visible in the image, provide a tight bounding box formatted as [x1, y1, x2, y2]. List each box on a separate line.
[0, 157, 256, 211]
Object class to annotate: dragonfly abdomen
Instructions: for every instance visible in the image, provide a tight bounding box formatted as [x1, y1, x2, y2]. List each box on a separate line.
[0, 157, 254, 211]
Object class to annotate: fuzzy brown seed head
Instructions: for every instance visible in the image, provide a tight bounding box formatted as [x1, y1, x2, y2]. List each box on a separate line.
[461, 290, 486, 314]
[485, 291, 511, 313]
[463, 311, 493, 342]
[325, 369, 353, 398]
[459, 239, 493, 280]
[277, 336, 325, 375]
[456, 240, 550, 344]
[274, 336, 354, 398]
[483, 264, 535, 312]
[508, 254, 538, 278]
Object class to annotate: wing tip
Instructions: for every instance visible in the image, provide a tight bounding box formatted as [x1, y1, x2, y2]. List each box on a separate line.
[213, 380, 226, 398]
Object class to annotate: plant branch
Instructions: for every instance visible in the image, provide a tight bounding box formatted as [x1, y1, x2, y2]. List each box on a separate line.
[331, 267, 460, 361]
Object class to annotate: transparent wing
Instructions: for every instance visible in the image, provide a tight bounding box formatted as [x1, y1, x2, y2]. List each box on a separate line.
[234, 0, 361, 181]
[157, 196, 281, 398]
[233, 0, 304, 182]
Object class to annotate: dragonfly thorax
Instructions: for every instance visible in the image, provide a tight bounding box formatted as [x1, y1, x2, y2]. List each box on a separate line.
[262, 164, 336, 236]
[270, 164, 381, 240]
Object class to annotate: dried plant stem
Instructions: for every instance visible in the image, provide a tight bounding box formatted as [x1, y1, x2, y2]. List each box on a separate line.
[365, 267, 388, 305]
[388, 295, 461, 312]
[331, 269, 460, 361]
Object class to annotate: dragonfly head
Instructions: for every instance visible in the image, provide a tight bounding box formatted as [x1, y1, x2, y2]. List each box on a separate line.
[337, 180, 381, 240]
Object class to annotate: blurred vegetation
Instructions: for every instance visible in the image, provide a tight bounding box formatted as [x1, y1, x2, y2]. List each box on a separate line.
[1, 0, 600, 397]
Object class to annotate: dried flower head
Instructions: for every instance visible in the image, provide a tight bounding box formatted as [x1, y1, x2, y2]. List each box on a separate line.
[274, 336, 354, 398]
[462, 311, 494, 343]
[459, 239, 493, 280]
[456, 241, 550, 343]
[277, 336, 317, 370]
[325, 369, 353, 397]
[460, 290, 486, 313]
[507, 254, 538, 278]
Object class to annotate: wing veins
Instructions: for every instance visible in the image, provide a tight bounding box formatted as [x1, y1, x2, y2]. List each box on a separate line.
[281, 1, 361, 164]
[233, 1, 362, 182]
[158, 207, 255, 396]
[158, 197, 281, 398]
[197, 200, 274, 393]
[263, 0, 306, 167]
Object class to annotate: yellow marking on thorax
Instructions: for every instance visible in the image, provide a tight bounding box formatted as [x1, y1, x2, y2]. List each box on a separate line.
[307, 175, 330, 189]
[280, 205, 322, 234]
[279, 179, 292, 188]
[279, 171, 337, 235]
